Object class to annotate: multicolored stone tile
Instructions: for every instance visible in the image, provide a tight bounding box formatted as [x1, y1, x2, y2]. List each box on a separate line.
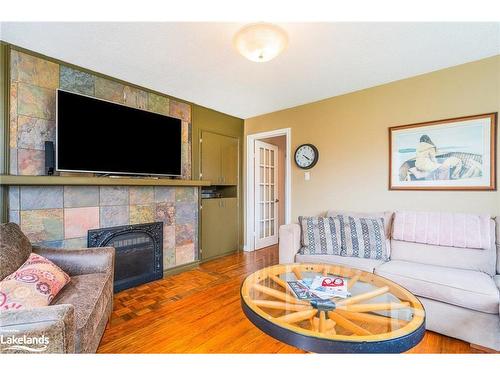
[175, 223, 195, 246]
[175, 202, 197, 225]
[129, 186, 155, 205]
[60, 65, 95, 96]
[95, 76, 125, 103]
[181, 121, 190, 143]
[20, 209, 64, 243]
[11, 50, 59, 89]
[10, 83, 18, 148]
[20, 186, 63, 210]
[40, 239, 63, 248]
[181, 142, 192, 179]
[63, 186, 99, 207]
[154, 186, 175, 203]
[17, 149, 44, 175]
[64, 207, 100, 239]
[155, 202, 175, 225]
[124, 86, 147, 109]
[163, 247, 176, 269]
[17, 83, 56, 120]
[8, 186, 20, 210]
[169, 100, 191, 122]
[17, 115, 56, 150]
[175, 187, 197, 203]
[130, 204, 155, 224]
[62, 237, 88, 249]
[99, 186, 129, 206]
[147, 92, 169, 115]
[9, 210, 20, 225]
[175, 243, 195, 265]
[9, 148, 18, 175]
[163, 224, 175, 249]
[100, 205, 129, 228]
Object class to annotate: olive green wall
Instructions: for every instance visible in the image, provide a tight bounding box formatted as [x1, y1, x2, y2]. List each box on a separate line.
[192, 104, 244, 248]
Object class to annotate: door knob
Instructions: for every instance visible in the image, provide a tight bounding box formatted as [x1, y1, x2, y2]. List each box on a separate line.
[275, 199, 279, 203]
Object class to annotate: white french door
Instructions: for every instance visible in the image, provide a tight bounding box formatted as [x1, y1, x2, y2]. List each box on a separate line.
[254, 140, 279, 249]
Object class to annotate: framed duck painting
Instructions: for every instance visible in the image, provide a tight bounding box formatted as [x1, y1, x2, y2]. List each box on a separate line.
[389, 113, 497, 190]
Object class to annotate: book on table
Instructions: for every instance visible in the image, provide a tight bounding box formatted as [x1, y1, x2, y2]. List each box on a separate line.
[287, 276, 351, 300]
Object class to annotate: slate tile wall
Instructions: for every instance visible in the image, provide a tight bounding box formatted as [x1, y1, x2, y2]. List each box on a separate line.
[9, 49, 192, 179]
[8, 185, 198, 269]
[7, 48, 198, 270]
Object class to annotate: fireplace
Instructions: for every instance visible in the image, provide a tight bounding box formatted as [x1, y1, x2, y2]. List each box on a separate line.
[88, 222, 163, 293]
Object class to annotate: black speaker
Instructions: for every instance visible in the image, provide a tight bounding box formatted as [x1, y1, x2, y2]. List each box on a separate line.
[45, 141, 55, 175]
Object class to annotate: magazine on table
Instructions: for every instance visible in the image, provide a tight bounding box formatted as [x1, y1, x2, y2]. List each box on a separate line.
[287, 276, 351, 300]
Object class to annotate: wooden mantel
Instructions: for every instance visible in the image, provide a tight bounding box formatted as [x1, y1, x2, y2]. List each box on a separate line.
[0, 175, 211, 187]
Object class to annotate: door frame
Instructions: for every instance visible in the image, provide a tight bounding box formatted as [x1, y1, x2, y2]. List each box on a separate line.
[245, 128, 292, 252]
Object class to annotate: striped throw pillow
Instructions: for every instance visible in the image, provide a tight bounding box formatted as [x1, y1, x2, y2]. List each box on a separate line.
[336, 215, 388, 260]
[298, 216, 342, 255]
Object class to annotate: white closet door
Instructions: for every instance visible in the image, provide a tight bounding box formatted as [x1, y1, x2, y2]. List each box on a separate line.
[254, 140, 279, 249]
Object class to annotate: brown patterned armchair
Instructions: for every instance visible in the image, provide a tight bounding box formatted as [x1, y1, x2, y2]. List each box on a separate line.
[0, 223, 115, 353]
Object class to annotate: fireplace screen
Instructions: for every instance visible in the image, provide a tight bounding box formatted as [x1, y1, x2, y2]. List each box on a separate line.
[88, 222, 163, 292]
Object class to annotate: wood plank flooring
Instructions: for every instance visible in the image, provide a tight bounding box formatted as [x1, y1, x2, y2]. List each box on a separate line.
[98, 245, 477, 353]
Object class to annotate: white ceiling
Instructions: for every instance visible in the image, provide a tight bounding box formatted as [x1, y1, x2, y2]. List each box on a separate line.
[1, 22, 499, 119]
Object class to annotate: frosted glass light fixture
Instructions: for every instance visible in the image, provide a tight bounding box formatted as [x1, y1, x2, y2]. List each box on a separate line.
[233, 23, 288, 62]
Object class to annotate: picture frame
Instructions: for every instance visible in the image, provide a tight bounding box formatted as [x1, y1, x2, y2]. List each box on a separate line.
[389, 113, 497, 191]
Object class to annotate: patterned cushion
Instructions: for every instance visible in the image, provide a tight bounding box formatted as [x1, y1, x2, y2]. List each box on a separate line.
[336, 215, 388, 260]
[299, 216, 342, 255]
[0, 253, 70, 310]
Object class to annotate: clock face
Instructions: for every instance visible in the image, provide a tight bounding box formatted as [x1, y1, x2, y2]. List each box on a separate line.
[294, 144, 319, 169]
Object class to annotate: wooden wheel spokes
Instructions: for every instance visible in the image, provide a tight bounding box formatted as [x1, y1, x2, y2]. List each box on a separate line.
[336, 302, 410, 313]
[292, 267, 303, 280]
[347, 271, 361, 289]
[268, 274, 295, 297]
[312, 315, 337, 335]
[335, 310, 407, 328]
[276, 309, 317, 324]
[318, 311, 326, 333]
[251, 300, 312, 312]
[328, 311, 372, 336]
[251, 283, 310, 306]
[336, 286, 390, 307]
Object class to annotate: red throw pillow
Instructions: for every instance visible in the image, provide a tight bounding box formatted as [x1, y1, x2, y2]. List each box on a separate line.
[0, 253, 70, 310]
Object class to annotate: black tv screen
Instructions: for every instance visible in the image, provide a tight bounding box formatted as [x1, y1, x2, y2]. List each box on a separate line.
[56, 89, 182, 176]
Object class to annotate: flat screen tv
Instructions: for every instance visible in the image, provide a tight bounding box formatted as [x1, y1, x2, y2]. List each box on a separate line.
[56, 89, 182, 177]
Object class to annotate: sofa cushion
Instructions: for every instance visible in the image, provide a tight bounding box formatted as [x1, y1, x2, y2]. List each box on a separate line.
[298, 216, 342, 255]
[0, 223, 32, 280]
[52, 272, 112, 352]
[495, 275, 500, 290]
[390, 219, 497, 276]
[295, 253, 385, 273]
[327, 210, 393, 238]
[375, 260, 500, 314]
[335, 215, 388, 260]
[0, 253, 70, 310]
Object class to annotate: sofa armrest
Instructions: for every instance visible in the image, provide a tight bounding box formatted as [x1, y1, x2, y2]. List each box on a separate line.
[32, 246, 115, 276]
[0, 304, 75, 353]
[279, 224, 301, 264]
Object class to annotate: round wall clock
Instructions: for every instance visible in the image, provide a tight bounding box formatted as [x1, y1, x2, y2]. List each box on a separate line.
[294, 144, 319, 169]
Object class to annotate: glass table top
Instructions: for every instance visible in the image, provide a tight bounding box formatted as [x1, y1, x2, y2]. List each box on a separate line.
[240, 263, 425, 346]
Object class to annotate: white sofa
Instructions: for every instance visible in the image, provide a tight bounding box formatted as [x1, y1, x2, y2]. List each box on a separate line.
[279, 211, 500, 351]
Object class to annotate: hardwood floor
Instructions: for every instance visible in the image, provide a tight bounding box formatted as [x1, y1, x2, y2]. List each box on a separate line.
[98, 245, 477, 354]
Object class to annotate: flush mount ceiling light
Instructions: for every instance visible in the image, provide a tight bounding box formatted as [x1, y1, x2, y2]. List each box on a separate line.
[233, 23, 288, 62]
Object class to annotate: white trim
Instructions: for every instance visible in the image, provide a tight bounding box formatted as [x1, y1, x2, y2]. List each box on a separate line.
[245, 128, 292, 252]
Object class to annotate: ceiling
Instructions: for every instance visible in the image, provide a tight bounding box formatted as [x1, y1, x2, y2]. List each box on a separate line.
[1, 22, 499, 119]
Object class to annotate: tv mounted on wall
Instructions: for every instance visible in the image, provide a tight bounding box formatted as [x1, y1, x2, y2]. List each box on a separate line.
[56, 89, 182, 177]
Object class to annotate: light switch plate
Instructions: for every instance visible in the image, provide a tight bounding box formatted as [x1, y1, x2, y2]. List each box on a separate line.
[304, 172, 310, 181]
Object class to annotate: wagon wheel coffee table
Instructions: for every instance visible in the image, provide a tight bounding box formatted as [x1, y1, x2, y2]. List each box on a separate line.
[240, 263, 425, 353]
